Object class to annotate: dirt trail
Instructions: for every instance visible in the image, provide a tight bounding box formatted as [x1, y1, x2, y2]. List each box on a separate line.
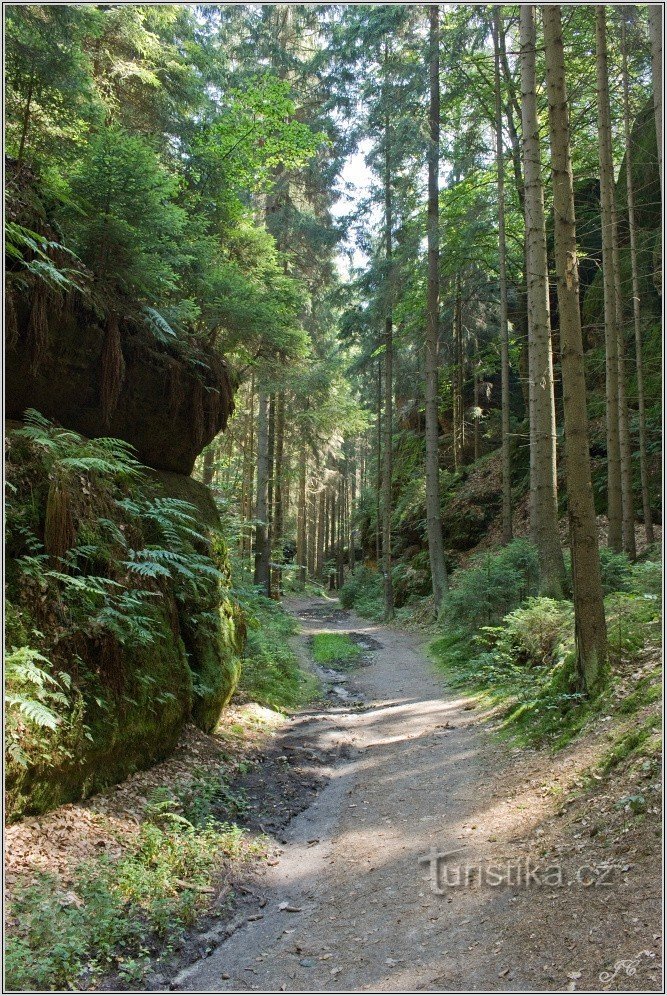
[176, 597, 661, 993]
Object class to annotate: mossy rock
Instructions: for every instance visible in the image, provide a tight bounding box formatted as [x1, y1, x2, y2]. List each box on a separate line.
[6, 294, 234, 475]
[5, 427, 245, 820]
[617, 101, 661, 234]
[582, 233, 662, 338]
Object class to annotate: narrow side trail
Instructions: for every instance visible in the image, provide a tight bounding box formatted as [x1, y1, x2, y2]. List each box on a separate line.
[176, 596, 660, 993]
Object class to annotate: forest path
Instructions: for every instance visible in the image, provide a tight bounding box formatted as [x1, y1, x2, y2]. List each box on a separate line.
[175, 596, 657, 993]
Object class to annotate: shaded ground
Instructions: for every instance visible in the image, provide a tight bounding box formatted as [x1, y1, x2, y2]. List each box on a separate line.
[174, 596, 662, 993]
[5, 595, 661, 992]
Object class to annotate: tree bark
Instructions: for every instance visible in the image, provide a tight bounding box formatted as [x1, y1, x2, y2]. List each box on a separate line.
[307, 486, 316, 578]
[296, 446, 307, 588]
[595, 8, 636, 558]
[382, 44, 395, 620]
[349, 449, 357, 571]
[493, 7, 513, 545]
[337, 477, 345, 589]
[316, 488, 325, 580]
[424, 3, 449, 610]
[376, 358, 382, 566]
[273, 389, 285, 588]
[595, 6, 624, 553]
[649, 5, 663, 192]
[253, 389, 271, 595]
[266, 393, 276, 564]
[543, 3, 607, 694]
[622, 15, 654, 545]
[519, 4, 565, 597]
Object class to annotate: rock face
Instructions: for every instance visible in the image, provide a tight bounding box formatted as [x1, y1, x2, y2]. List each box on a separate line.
[6, 293, 234, 475]
[5, 432, 245, 821]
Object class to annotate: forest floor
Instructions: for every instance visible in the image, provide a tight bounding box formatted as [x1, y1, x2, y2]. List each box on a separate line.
[173, 596, 661, 993]
[6, 595, 662, 992]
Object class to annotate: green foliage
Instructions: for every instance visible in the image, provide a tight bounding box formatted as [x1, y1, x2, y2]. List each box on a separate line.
[4, 647, 75, 768]
[5, 795, 264, 991]
[311, 632, 361, 667]
[6, 414, 243, 810]
[440, 539, 539, 632]
[604, 591, 662, 664]
[236, 590, 319, 711]
[66, 127, 187, 303]
[484, 598, 575, 669]
[339, 566, 385, 620]
[430, 545, 662, 751]
[599, 718, 662, 774]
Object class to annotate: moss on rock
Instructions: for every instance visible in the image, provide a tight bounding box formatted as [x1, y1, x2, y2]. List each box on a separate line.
[5, 425, 244, 821]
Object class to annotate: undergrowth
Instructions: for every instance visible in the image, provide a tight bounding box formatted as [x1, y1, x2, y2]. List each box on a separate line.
[4, 782, 267, 991]
[234, 582, 320, 710]
[428, 543, 662, 751]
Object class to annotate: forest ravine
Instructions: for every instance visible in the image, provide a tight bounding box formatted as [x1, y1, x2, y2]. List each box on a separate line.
[5, 3, 663, 990]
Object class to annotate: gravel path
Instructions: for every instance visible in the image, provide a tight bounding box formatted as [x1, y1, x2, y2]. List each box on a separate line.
[176, 597, 661, 993]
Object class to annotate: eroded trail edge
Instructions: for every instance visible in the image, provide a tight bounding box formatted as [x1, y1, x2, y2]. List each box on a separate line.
[175, 596, 661, 993]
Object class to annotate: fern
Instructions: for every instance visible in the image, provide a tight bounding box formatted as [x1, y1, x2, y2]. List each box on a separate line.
[5, 222, 88, 294]
[143, 305, 177, 343]
[5, 648, 72, 766]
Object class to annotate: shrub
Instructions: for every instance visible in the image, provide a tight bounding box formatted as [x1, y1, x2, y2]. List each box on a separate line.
[605, 591, 662, 663]
[440, 539, 539, 633]
[339, 565, 384, 619]
[484, 597, 574, 669]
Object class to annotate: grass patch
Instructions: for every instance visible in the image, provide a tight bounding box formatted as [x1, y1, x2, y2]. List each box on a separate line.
[5, 785, 266, 991]
[311, 632, 362, 667]
[599, 718, 662, 774]
[617, 670, 662, 715]
[237, 594, 319, 711]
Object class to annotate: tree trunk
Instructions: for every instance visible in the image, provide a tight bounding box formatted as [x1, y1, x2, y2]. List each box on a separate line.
[329, 490, 336, 590]
[493, 8, 513, 545]
[253, 389, 271, 595]
[376, 358, 382, 566]
[266, 393, 276, 558]
[543, 3, 607, 693]
[595, 6, 624, 553]
[622, 16, 654, 545]
[649, 6, 663, 192]
[244, 376, 255, 565]
[382, 53, 395, 620]
[519, 4, 565, 598]
[307, 488, 316, 579]
[349, 450, 357, 571]
[452, 278, 464, 470]
[424, 3, 448, 610]
[337, 477, 345, 590]
[274, 392, 285, 536]
[473, 334, 480, 463]
[297, 446, 307, 588]
[595, 9, 636, 558]
[202, 444, 215, 487]
[316, 488, 325, 580]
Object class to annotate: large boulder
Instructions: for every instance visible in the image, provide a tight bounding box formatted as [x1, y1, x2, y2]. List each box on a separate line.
[5, 427, 244, 820]
[6, 292, 234, 474]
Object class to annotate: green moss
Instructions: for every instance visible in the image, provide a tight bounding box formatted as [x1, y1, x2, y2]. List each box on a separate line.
[617, 671, 662, 715]
[5, 425, 246, 820]
[599, 718, 662, 774]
